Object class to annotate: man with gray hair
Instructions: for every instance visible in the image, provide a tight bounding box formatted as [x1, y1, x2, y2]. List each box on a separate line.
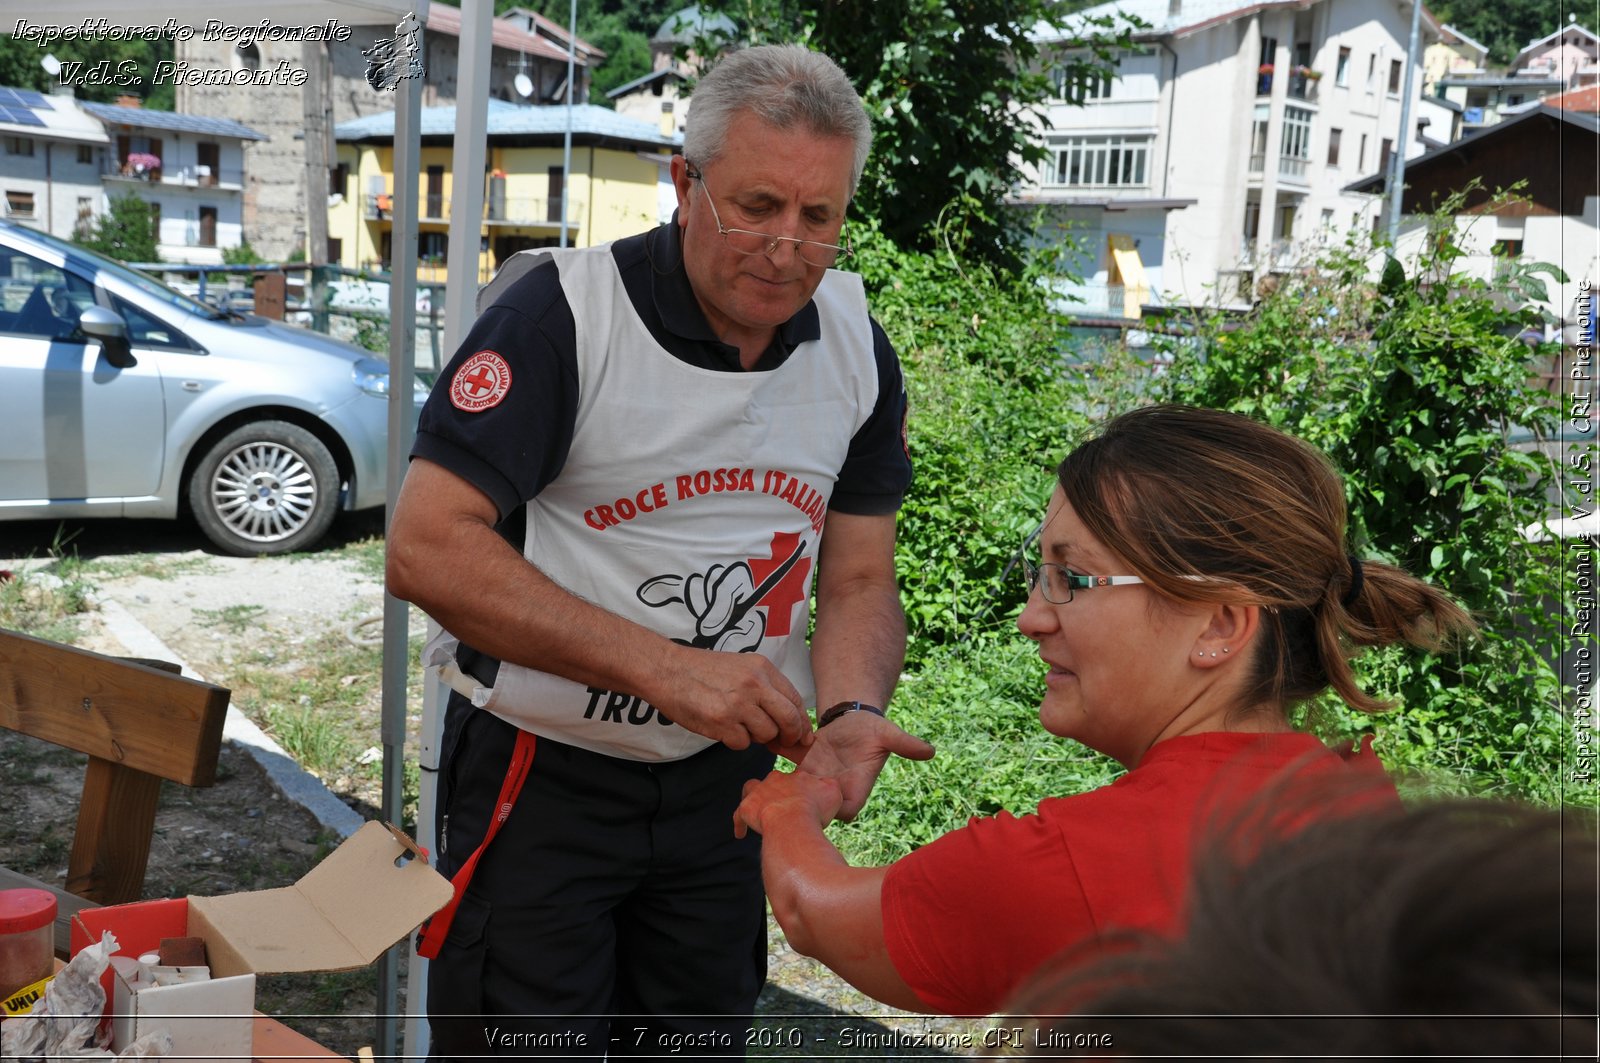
[388, 43, 929, 1058]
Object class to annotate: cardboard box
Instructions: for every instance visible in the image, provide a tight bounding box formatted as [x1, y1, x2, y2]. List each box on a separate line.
[70, 822, 452, 1059]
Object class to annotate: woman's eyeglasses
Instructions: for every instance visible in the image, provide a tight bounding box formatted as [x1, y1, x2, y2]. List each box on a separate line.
[1022, 560, 1145, 605]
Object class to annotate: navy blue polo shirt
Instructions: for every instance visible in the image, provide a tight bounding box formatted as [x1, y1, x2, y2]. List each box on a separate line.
[412, 220, 912, 525]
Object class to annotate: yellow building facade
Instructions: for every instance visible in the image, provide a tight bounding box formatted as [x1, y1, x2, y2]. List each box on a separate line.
[332, 101, 679, 284]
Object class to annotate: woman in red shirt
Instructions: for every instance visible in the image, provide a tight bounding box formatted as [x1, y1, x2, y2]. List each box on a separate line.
[736, 404, 1475, 1016]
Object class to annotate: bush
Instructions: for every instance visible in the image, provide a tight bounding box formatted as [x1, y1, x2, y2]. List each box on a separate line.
[852, 204, 1091, 656]
[73, 190, 158, 263]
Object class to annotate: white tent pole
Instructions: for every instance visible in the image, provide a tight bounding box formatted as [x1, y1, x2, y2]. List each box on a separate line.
[559, 0, 577, 247]
[379, 1, 426, 1056]
[404, 1, 493, 1058]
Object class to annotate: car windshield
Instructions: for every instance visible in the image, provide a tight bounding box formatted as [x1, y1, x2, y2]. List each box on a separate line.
[15, 225, 225, 320]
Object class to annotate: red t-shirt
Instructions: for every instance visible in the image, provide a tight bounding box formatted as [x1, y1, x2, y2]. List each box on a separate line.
[879, 731, 1395, 1016]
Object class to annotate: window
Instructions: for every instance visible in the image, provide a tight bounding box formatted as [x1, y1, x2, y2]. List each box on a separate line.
[1050, 134, 1151, 188]
[1335, 46, 1351, 86]
[330, 163, 349, 196]
[148, 202, 161, 243]
[76, 144, 93, 165]
[1327, 127, 1343, 166]
[1249, 104, 1270, 172]
[547, 166, 564, 223]
[1359, 133, 1368, 170]
[0, 246, 94, 341]
[1388, 58, 1403, 94]
[1280, 105, 1313, 177]
[5, 191, 34, 218]
[198, 206, 217, 248]
[4, 136, 34, 156]
[1276, 203, 1296, 241]
[1380, 137, 1393, 173]
[1052, 64, 1114, 103]
[418, 231, 448, 264]
[1366, 54, 1376, 91]
[109, 293, 192, 348]
[76, 196, 92, 223]
[1493, 238, 1524, 257]
[197, 142, 220, 186]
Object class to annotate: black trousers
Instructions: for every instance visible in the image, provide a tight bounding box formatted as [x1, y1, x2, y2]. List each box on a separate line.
[427, 698, 775, 1061]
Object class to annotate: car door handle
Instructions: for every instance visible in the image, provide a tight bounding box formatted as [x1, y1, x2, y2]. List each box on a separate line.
[182, 381, 203, 391]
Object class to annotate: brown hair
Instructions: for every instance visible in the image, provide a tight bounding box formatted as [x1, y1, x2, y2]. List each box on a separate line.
[1006, 796, 1598, 1057]
[1057, 404, 1474, 713]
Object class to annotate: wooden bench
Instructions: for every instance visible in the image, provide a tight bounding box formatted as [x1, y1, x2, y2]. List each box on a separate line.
[0, 627, 230, 955]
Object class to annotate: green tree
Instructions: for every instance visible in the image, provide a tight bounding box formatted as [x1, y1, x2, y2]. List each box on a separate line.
[577, 13, 655, 100]
[74, 190, 159, 263]
[689, 0, 1140, 265]
[1426, 0, 1571, 65]
[0, 33, 175, 108]
[428, 0, 673, 104]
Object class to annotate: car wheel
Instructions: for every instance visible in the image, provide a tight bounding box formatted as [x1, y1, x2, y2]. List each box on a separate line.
[189, 421, 340, 556]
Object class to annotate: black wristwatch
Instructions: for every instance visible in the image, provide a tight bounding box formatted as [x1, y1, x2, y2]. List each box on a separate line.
[818, 700, 885, 728]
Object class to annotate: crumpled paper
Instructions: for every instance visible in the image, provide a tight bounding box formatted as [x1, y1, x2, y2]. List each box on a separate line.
[0, 931, 172, 1060]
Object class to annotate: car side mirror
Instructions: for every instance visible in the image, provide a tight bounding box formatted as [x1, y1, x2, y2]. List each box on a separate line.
[79, 305, 136, 368]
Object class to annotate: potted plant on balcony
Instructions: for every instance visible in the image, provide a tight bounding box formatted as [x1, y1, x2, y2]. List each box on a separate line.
[125, 152, 162, 180]
[1296, 65, 1322, 80]
[1257, 63, 1275, 75]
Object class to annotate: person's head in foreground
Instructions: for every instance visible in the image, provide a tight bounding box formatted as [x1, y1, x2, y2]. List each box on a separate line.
[1007, 796, 1599, 1059]
[734, 403, 1477, 1017]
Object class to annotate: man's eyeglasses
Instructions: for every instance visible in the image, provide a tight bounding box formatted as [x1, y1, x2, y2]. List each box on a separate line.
[686, 165, 850, 268]
[1022, 559, 1145, 605]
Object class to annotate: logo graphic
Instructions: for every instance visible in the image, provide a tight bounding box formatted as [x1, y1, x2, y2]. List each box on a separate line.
[637, 532, 811, 652]
[363, 12, 424, 91]
[449, 350, 512, 412]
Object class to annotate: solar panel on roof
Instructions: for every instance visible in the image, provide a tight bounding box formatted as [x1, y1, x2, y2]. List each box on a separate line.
[11, 90, 47, 107]
[0, 105, 44, 127]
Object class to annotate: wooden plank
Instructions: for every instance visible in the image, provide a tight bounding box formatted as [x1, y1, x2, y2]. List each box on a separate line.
[0, 628, 229, 786]
[0, 864, 94, 959]
[252, 1014, 355, 1062]
[67, 757, 164, 905]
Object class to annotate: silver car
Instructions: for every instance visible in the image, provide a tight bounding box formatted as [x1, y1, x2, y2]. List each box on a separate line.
[0, 221, 424, 556]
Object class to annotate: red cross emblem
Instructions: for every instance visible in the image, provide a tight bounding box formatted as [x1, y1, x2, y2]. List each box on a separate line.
[449, 350, 512, 412]
[746, 531, 812, 638]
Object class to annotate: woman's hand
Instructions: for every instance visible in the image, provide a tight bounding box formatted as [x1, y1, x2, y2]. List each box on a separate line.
[733, 769, 844, 839]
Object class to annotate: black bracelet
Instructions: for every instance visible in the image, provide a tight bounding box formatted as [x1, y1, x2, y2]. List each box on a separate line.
[818, 700, 884, 728]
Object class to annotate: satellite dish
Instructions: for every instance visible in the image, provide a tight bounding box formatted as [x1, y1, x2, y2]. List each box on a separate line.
[41, 53, 61, 76]
[514, 72, 534, 98]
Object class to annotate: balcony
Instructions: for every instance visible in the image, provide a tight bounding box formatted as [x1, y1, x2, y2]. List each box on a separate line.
[1257, 66, 1323, 99]
[1278, 155, 1310, 183]
[361, 191, 585, 228]
[1288, 69, 1322, 101]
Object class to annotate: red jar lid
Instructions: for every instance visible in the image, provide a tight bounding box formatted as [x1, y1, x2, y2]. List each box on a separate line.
[0, 888, 57, 933]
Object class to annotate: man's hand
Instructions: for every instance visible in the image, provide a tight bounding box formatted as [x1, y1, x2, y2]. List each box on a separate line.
[771, 711, 934, 820]
[653, 646, 814, 752]
[733, 769, 844, 839]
